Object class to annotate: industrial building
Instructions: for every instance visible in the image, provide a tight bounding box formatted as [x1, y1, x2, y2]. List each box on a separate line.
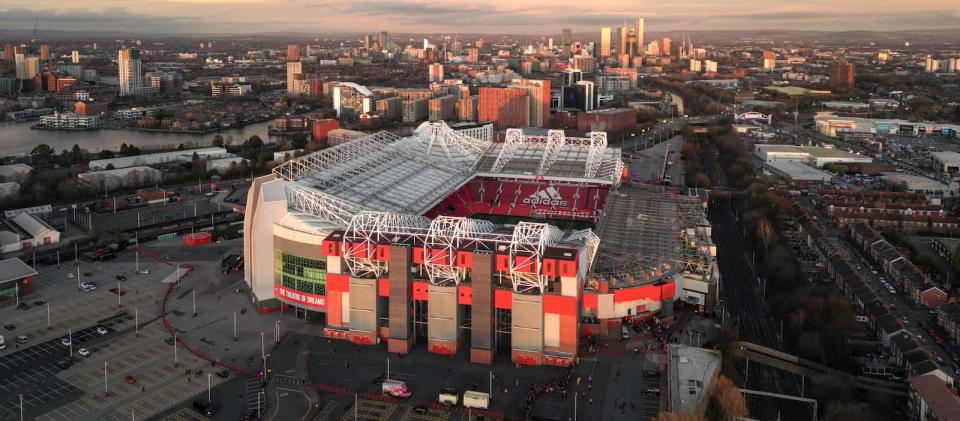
[244, 122, 715, 366]
[78, 166, 162, 191]
[87, 147, 232, 171]
[754, 144, 872, 167]
[764, 160, 833, 184]
[929, 151, 960, 175]
[815, 114, 960, 139]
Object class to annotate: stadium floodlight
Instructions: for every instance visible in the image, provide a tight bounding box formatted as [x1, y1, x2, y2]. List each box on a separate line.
[490, 128, 524, 173]
[509, 221, 561, 294]
[584, 132, 608, 178]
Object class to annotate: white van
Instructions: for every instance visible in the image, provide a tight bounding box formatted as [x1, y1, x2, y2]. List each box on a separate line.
[438, 388, 459, 406]
[621, 325, 630, 340]
[0, 334, 5, 350]
[463, 391, 490, 409]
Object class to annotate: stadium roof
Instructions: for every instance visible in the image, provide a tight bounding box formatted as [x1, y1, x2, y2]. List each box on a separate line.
[273, 121, 623, 229]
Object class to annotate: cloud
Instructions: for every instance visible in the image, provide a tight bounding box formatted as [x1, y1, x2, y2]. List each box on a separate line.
[0, 7, 201, 32]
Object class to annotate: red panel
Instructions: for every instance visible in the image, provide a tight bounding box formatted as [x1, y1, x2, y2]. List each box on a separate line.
[458, 285, 473, 305]
[457, 251, 473, 269]
[543, 295, 577, 316]
[495, 254, 510, 272]
[542, 259, 557, 276]
[559, 314, 578, 350]
[327, 273, 350, 292]
[558, 260, 577, 277]
[378, 278, 390, 297]
[613, 282, 676, 303]
[375, 245, 390, 262]
[494, 289, 512, 309]
[327, 290, 342, 327]
[661, 280, 676, 300]
[582, 293, 598, 308]
[412, 281, 429, 301]
[412, 247, 424, 264]
[321, 240, 340, 257]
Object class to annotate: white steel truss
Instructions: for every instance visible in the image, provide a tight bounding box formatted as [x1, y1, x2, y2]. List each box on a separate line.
[566, 228, 601, 279]
[285, 184, 363, 228]
[537, 130, 566, 175]
[273, 131, 400, 181]
[423, 216, 496, 286]
[416, 121, 490, 165]
[341, 211, 432, 278]
[584, 131, 608, 178]
[509, 221, 562, 294]
[490, 128, 524, 173]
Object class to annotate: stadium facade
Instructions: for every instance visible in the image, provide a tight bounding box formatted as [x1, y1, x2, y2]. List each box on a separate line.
[244, 121, 716, 366]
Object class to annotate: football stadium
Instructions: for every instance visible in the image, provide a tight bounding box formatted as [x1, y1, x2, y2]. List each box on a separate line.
[244, 121, 717, 366]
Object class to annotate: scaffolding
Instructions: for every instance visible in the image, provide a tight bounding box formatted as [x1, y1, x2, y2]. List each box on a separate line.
[590, 186, 714, 287]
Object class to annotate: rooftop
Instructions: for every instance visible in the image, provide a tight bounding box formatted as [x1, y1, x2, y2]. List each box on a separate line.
[0, 257, 38, 283]
[667, 344, 722, 414]
[765, 160, 833, 182]
[909, 375, 960, 420]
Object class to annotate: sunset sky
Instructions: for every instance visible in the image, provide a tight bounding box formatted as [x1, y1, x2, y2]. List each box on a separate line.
[1, 0, 958, 34]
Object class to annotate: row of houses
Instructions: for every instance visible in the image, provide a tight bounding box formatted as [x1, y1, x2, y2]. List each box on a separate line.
[792, 203, 951, 384]
[848, 223, 949, 309]
[816, 189, 960, 231]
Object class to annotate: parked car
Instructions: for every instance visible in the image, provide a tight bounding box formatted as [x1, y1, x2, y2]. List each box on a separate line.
[3, 324, 14, 331]
[96, 327, 109, 335]
[123, 376, 136, 385]
[15, 335, 29, 344]
[61, 337, 71, 346]
[78, 348, 91, 357]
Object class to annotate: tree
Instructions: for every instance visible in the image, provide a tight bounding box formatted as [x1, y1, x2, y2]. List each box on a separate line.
[30, 143, 54, 163]
[212, 134, 225, 148]
[756, 217, 774, 250]
[70, 144, 83, 162]
[99, 150, 115, 159]
[707, 375, 748, 419]
[244, 135, 264, 150]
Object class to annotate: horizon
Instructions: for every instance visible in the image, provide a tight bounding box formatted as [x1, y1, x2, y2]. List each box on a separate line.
[1, 0, 959, 35]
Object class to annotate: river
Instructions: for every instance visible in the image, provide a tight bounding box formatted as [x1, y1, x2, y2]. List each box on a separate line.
[0, 120, 283, 157]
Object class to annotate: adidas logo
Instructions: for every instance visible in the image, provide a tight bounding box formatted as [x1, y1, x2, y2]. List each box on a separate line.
[522, 186, 568, 207]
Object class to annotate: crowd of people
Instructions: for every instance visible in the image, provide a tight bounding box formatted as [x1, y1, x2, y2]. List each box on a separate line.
[520, 367, 575, 419]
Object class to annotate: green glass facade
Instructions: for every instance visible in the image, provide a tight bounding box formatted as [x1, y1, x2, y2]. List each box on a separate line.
[274, 250, 327, 296]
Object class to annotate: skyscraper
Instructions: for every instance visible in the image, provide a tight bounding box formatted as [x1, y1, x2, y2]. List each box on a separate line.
[478, 87, 530, 129]
[600, 27, 611, 58]
[363, 34, 372, 49]
[428, 63, 444, 83]
[39, 44, 50, 61]
[509, 79, 551, 128]
[118, 48, 143, 96]
[71, 50, 79, 64]
[833, 60, 855, 90]
[15, 53, 39, 80]
[635, 18, 645, 56]
[2, 44, 13, 61]
[287, 44, 300, 62]
[618, 27, 628, 57]
[560, 29, 572, 46]
[379, 31, 389, 50]
[287, 61, 303, 94]
[661, 38, 672, 57]
[762, 50, 776, 71]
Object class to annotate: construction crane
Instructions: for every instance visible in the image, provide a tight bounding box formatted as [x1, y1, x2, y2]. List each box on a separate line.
[31, 18, 39, 44]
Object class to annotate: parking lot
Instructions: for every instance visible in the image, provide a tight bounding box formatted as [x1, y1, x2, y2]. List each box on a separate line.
[0, 237, 277, 420]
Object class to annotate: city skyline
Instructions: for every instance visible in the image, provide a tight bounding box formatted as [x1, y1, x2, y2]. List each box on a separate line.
[0, 0, 958, 34]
